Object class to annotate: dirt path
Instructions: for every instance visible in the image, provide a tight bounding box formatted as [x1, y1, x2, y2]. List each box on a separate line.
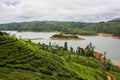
[113, 76, 117, 80]
[107, 76, 112, 80]
[107, 75, 117, 80]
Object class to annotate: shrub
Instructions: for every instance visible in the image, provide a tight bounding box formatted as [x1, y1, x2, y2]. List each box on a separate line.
[39, 68, 53, 75]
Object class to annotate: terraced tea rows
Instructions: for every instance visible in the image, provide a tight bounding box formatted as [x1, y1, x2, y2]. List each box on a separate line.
[0, 36, 120, 80]
[0, 36, 81, 79]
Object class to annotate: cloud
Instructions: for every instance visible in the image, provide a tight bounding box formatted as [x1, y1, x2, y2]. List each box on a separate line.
[0, 0, 120, 23]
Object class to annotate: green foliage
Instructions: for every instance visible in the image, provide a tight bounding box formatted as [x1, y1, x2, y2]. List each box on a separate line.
[83, 21, 120, 36]
[39, 68, 53, 75]
[0, 21, 96, 35]
[0, 36, 120, 80]
[52, 33, 79, 39]
[84, 42, 95, 57]
[64, 42, 68, 51]
[1, 21, 120, 35]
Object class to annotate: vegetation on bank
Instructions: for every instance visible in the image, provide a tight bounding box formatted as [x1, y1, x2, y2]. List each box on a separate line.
[0, 32, 120, 80]
[83, 21, 120, 36]
[51, 33, 84, 40]
[0, 31, 9, 36]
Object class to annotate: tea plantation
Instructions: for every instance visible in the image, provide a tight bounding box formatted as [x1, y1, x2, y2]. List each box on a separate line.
[0, 36, 120, 80]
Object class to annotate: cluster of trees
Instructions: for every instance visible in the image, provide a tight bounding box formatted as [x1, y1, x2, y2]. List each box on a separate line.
[38, 41, 119, 74]
[0, 21, 96, 35]
[1, 20, 120, 35]
[39, 41, 95, 59]
[83, 21, 120, 36]
[51, 33, 79, 39]
[0, 31, 9, 36]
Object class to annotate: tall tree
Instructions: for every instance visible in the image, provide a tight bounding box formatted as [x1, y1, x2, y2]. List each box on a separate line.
[85, 42, 95, 57]
[70, 46, 73, 53]
[64, 42, 68, 51]
[49, 42, 52, 47]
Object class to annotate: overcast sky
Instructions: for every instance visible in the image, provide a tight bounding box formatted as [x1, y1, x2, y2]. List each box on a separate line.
[0, 0, 120, 23]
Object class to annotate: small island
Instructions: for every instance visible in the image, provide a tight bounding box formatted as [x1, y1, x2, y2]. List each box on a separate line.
[51, 33, 85, 40]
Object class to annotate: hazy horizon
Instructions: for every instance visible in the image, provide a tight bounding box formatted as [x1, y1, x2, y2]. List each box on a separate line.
[0, 0, 120, 23]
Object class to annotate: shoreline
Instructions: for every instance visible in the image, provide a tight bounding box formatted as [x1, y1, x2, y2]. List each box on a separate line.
[22, 37, 85, 41]
[115, 60, 120, 68]
[112, 36, 120, 39]
[22, 38, 44, 40]
[17, 30, 62, 33]
[98, 33, 120, 39]
[50, 37, 85, 40]
[4, 30, 120, 39]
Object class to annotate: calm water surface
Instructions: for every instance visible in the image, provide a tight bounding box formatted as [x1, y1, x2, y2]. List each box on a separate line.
[4, 31, 120, 64]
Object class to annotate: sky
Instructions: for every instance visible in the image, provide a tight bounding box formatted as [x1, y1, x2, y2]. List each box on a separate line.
[0, 0, 120, 23]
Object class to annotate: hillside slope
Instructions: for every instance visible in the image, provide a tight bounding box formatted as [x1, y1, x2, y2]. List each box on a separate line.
[82, 21, 120, 36]
[0, 36, 120, 80]
[0, 21, 97, 35]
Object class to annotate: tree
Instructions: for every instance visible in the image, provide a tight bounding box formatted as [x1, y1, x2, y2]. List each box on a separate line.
[49, 42, 51, 47]
[91, 46, 95, 57]
[80, 47, 85, 56]
[77, 46, 81, 54]
[0, 32, 4, 36]
[70, 46, 73, 53]
[51, 43, 59, 54]
[77, 46, 85, 56]
[85, 42, 95, 57]
[101, 51, 107, 74]
[42, 43, 45, 50]
[38, 42, 41, 45]
[64, 42, 68, 51]
[19, 36, 22, 40]
[28, 39, 31, 43]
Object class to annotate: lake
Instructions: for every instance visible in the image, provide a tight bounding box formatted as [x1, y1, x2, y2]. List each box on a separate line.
[3, 31, 120, 64]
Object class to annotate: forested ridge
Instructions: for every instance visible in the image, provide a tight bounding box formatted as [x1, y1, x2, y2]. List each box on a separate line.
[83, 21, 120, 36]
[0, 20, 120, 36]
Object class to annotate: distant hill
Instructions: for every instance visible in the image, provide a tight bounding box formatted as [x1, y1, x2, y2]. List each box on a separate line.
[0, 21, 97, 35]
[83, 21, 120, 36]
[0, 20, 120, 36]
[110, 18, 120, 22]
